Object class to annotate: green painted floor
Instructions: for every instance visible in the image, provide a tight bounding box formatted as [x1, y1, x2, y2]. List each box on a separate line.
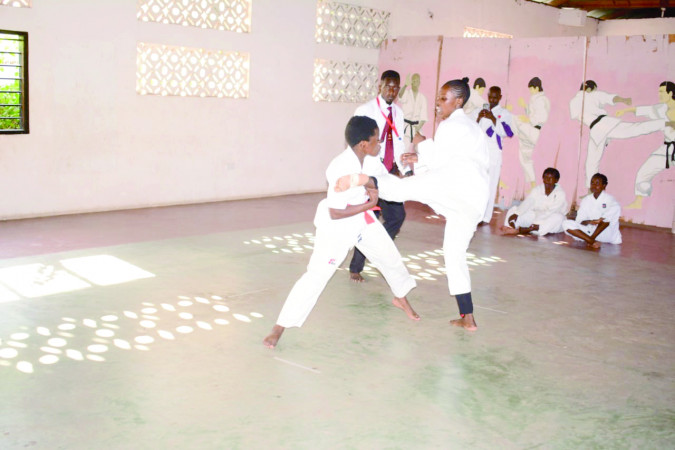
[0, 207, 673, 449]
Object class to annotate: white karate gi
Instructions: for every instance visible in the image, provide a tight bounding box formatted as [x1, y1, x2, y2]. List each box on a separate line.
[276, 148, 417, 328]
[563, 191, 622, 244]
[478, 105, 514, 222]
[377, 109, 490, 296]
[399, 88, 428, 143]
[355, 95, 411, 173]
[463, 88, 486, 119]
[569, 90, 665, 187]
[504, 184, 567, 236]
[631, 103, 672, 196]
[513, 91, 550, 183]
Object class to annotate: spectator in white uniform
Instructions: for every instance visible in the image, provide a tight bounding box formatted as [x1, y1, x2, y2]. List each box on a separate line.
[399, 73, 428, 143]
[615, 81, 675, 210]
[569, 80, 663, 187]
[477, 86, 514, 224]
[262, 116, 419, 349]
[563, 173, 622, 249]
[347, 70, 410, 283]
[501, 167, 568, 236]
[336, 79, 490, 331]
[512, 77, 550, 188]
[463, 77, 487, 119]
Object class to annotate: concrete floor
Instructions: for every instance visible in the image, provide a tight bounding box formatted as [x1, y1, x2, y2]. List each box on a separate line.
[0, 194, 673, 449]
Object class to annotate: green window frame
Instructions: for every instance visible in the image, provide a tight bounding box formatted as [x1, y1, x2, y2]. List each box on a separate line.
[0, 30, 28, 134]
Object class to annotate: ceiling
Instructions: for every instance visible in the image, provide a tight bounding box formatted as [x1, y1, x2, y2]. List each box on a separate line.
[525, 0, 674, 20]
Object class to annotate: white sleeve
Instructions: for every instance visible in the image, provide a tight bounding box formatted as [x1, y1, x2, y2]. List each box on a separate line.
[635, 104, 667, 120]
[601, 196, 621, 223]
[325, 161, 363, 210]
[599, 91, 617, 107]
[569, 93, 582, 121]
[419, 94, 429, 122]
[515, 191, 536, 215]
[495, 112, 514, 138]
[575, 197, 591, 223]
[530, 95, 550, 126]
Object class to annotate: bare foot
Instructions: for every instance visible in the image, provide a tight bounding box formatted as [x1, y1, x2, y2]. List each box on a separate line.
[263, 325, 285, 349]
[392, 297, 420, 321]
[450, 313, 477, 331]
[500, 226, 518, 235]
[588, 241, 601, 249]
[349, 272, 365, 283]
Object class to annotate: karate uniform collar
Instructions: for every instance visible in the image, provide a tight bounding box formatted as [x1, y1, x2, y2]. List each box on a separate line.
[449, 108, 467, 119]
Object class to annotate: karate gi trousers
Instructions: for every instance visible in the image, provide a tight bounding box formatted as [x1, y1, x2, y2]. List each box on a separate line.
[276, 201, 416, 328]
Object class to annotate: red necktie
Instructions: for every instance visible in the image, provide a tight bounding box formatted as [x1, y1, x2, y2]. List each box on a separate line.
[382, 106, 394, 172]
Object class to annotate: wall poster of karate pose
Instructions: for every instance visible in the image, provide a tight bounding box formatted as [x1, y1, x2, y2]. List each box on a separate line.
[500, 37, 585, 210]
[375, 34, 674, 229]
[377, 36, 442, 145]
[579, 35, 672, 228]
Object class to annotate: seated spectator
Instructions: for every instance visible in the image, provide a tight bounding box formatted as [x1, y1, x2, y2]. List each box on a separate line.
[562, 173, 622, 248]
[501, 167, 567, 236]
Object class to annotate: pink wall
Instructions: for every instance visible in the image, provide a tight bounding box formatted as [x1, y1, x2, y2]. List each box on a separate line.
[501, 37, 586, 211]
[379, 35, 674, 229]
[437, 37, 511, 103]
[581, 35, 672, 228]
[378, 36, 442, 141]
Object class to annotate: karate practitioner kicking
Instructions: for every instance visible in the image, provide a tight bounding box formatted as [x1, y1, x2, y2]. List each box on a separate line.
[512, 77, 550, 189]
[501, 167, 568, 236]
[263, 116, 419, 349]
[336, 79, 490, 331]
[569, 80, 663, 187]
[616, 81, 675, 209]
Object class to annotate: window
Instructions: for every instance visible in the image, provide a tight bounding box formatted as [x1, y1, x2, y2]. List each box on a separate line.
[0, 0, 31, 7]
[315, 1, 390, 49]
[0, 30, 28, 133]
[463, 27, 512, 39]
[313, 59, 378, 103]
[137, 0, 252, 33]
[136, 42, 249, 98]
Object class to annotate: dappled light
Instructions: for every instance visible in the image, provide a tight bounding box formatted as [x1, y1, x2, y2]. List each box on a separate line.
[0, 253, 265, 374]
[0, 255, 154, 302]
[244, 232, 507, 281]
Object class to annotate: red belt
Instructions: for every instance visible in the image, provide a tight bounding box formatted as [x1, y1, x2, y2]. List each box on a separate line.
[364, 206, 381, 224]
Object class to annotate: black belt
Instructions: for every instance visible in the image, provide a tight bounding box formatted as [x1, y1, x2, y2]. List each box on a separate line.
[404, 119, 419, 141]
[590, 114, 606, 129]
[534, 125, 541, 130]
[666, 141, 674, 169]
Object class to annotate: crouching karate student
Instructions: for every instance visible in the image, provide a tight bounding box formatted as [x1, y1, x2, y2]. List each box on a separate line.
[501, 167, 568, 236]
[336, 80, 490, 331]
[262, 116, 419, 349]
[562, 173, 622, 249]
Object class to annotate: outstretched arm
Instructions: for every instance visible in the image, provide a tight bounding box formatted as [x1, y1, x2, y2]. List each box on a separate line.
[613, 96, 632, 106]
